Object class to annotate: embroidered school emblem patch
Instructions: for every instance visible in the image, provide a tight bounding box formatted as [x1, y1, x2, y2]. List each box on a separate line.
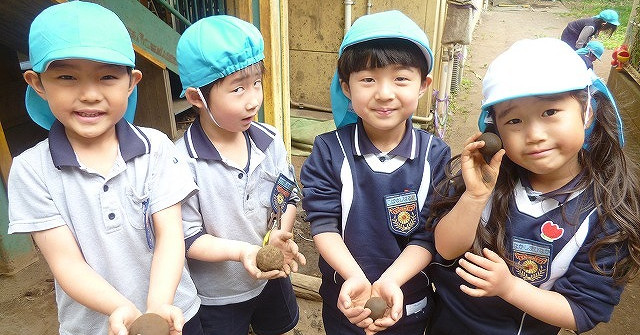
[512, 237, 551, 285]
[540, 220, 564, 242]
[270, 174, 296, 213]
[384, 191, 419, 236]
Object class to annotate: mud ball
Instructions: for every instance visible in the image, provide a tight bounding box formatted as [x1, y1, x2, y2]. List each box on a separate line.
[364, 297, 387, 320]
[477, 132, 502, 162]
[256, 245, 284, 272]
[129, 313, 169, 335]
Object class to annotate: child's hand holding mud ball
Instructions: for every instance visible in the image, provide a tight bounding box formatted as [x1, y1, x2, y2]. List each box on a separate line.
[256, 245, 285, 272]
[128, 313, 169, 335]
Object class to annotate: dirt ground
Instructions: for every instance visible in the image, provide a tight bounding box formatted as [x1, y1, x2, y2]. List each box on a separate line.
[1, 1, 638, 334]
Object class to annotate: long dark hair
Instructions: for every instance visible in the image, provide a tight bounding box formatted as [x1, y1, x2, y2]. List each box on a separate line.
[428, 89, 640, 283]
[594, 18, 617, 38]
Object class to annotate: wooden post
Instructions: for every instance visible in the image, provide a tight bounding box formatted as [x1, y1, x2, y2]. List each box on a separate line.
[422, 0, 448, 118]
[260, 0, 291, 155]
[227, 0, 253, 22]
[134, 50, 177, 139]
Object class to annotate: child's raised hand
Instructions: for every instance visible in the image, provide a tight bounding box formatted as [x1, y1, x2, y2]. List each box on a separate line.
[456, 248, 517, 298]
[240, 244, 286, 280]
[108, 304, 141, 335]
[338, 276, 373, 328]
[268, 229, 307, 274]
[365, 279, 404, 334]
[460, 132, 505, 198]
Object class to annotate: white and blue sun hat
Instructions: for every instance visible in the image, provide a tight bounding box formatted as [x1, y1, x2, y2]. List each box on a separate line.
[26, 1, 137, 130]
[478, 38, 624, 146]
[330, 10, 434, 128]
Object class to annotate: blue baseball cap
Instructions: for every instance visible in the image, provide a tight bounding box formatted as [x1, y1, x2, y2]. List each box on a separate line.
[26, 1, 138, 130]
[330, 10, 434, 128]
[177, 15, 265, 97]
[479, 38, 623, 146]
[595, 9, 620, 26]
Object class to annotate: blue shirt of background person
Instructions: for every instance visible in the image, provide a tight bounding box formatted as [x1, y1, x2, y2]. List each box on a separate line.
[7, 2, 203, 334]
[561, 9, 619, 50]
[174, 15, 306, 335]
[300, 10, 451, 335]
[428, 38, 640, 334]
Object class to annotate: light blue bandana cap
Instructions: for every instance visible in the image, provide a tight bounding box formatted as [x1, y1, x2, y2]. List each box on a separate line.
[177, 15, 264, 97]
[479, 38, 624, 146]
[26, 1, 137, 130]
[330, 10, 434, 128]
[595, 9, 620, 26]
[577, 40, 604, 60]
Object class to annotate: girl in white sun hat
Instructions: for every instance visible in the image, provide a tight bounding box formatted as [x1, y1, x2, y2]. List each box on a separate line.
[427, 38, 640, 334]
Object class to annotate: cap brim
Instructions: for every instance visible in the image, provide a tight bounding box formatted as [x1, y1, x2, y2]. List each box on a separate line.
[32, 46, 135, 73]
[25, 86, 138, 130]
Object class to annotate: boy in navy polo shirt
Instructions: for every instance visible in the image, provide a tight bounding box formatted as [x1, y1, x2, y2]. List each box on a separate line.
[8, 2, 203, 334]
[300, 10, 450, 334]
[175, 15, 306, 335]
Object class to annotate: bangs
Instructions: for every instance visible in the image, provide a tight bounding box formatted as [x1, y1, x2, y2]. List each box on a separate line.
[337, 38, 428, 82]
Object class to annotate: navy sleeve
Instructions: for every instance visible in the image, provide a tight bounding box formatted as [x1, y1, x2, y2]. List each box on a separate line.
[408, 135, 452, 255]
[552, 219, 627, 332]
[300, 134, 343, 236]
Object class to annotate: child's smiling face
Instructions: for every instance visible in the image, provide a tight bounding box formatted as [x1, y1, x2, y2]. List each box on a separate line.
[341, 64, 429, 140]
[493, 92, 588, 187]
[26, 59, 140, 143]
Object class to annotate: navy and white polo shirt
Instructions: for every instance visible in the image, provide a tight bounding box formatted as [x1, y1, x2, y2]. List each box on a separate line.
[176, 117, 299, 306]
[429, 178, 626, 334]
[300, 119, 450, 314]
[8, 119, 200, 335]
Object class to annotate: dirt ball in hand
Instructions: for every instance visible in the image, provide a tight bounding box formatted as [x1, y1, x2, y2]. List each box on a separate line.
[477, 132, 502, 162]
[364, 297, 387, 320]
[129, 313, 169, 335]
[256, 245, 284, 272]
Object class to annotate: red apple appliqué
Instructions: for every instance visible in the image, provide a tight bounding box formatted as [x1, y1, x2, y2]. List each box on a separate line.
[540, 221, 564, 242]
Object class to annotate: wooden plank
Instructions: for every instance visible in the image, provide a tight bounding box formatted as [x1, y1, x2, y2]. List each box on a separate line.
[134, 53, 177, 139]
[91, 0, 181, 74]
[290, 272, 322, 302]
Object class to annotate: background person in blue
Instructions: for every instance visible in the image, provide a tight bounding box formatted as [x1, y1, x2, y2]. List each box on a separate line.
[175, 15, 306, 335]
[576, 40, 604, 70]
[8, 2, 203, 334]
[561, 9, 619, 50]
[300, 10, 450, 335]
[428, 38, 640, 334]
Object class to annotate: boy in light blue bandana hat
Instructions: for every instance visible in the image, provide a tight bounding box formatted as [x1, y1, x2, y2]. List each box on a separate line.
[9, 1, 204, 334]
[175, 15, 306, 335]
[576, 40, 604, 70]
[429, 38, 638, 334]
[300, 10, 450, 334]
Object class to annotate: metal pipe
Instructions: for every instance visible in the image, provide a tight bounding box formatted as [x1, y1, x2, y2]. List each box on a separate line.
[344, 0, 354, 34]
[154, 0, 192, 27]
[290, 100, 332, 113]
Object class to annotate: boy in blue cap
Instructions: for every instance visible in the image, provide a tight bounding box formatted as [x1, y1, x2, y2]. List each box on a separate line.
[8, 2, 203, 334]
[300, 10, 450, 334]
[576, 40, 605, 70]
[175, 15, 306, 335]
[561, 9, 619, 50]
